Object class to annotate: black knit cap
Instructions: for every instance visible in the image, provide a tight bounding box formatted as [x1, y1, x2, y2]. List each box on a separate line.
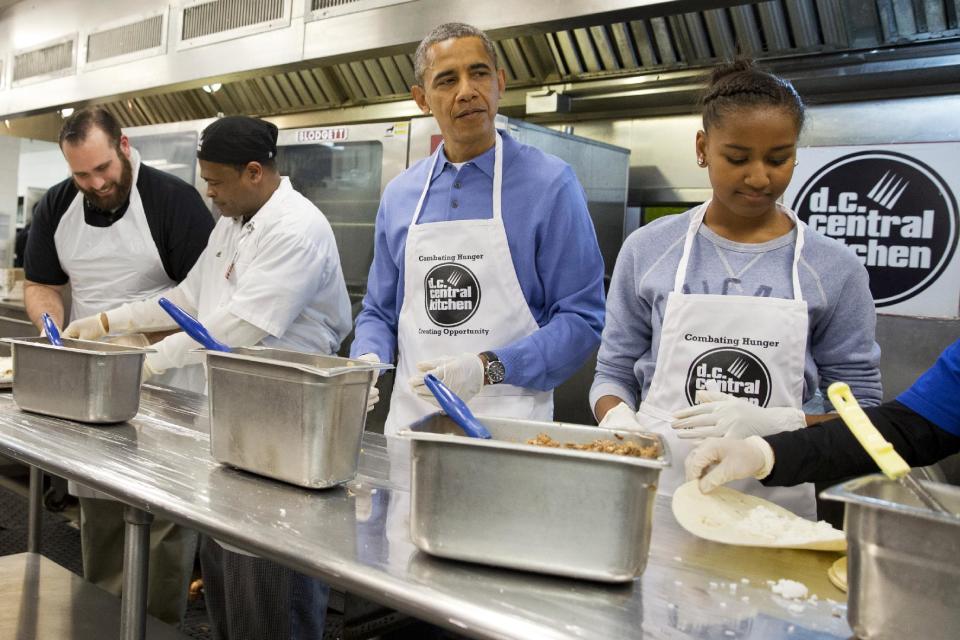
[197, 116, 278, 165]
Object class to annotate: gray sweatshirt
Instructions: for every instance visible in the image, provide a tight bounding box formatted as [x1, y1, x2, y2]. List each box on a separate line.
[590, 208, 882, 412]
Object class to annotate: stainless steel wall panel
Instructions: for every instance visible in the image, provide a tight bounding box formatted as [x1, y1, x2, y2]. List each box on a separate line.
[629, 20, 659, 68]
[785, 0, 821, 48]
[573, 28, 602, 73]
[377, 56, 407, 95]
[492, 41, 516, 83]
[667, 15, 695, 62]
[757, 1, 793, 51]
[681, 12, 713, 60]
[361, 59, 392, 97]
[649, 17, 677, 64]
[348, 61, 378, 100]
[923, 0, 947, 32]
[554, 31, 584, 75]
[391, 54, 415, 88]
[610, 22, 640, 70]
[270, 75, 296, 108]
[728, 4, 763, 55]
[313, 68, 348, 104]
[286, 72, 316, 107]
[815, 0, 850, 47]
[891, 0, 919, 36]
[589, 26, 621, 71]
[501, 39, 534, 83]
[703, 9, 736, 59]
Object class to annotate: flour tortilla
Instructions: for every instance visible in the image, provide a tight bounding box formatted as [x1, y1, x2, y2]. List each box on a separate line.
[672, 480, 846, 551]
[827, 556, 848, 592]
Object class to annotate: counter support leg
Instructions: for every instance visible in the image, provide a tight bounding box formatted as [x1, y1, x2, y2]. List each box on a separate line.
[120, 506, 153, 640]
[27, 466, 42, 553]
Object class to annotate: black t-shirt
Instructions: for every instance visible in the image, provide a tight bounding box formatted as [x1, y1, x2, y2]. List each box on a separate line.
[25, 162, 215, 286]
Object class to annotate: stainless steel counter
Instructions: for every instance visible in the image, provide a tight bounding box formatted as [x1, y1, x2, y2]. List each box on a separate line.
[0, 385, 852, 639]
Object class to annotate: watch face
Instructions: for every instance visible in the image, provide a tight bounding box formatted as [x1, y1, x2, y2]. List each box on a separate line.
[487, 360, 506, 384]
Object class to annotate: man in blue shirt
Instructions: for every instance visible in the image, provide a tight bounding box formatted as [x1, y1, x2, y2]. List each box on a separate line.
[686, 338, 960, 492]
[350, 22, 605, 434]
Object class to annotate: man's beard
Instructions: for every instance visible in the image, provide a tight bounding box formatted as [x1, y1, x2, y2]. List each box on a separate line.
[79, 152, 133, 211]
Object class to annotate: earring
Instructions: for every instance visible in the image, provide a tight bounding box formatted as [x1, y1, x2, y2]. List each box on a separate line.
[794, 159, 799, 167]
[697, 156, 706, 167]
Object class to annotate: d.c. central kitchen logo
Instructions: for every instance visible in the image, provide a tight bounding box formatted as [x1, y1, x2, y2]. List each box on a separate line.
[791, 151, 958, 306]
[424, 263, 480, 327]
[685, 347, 771, 407]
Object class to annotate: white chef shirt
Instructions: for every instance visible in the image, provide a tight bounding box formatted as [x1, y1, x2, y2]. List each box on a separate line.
[111, 177, 352, 370]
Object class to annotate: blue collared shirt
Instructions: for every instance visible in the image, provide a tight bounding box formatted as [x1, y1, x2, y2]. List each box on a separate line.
[351, 130, 605, 390]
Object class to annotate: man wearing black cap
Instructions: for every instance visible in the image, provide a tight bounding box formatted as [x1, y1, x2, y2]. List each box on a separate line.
[66, 115, 352, 639]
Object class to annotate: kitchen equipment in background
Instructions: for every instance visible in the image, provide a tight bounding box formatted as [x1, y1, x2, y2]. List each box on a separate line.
[400, 414, 667, 582]
[0, 268, 24, 300]
[125, 118, 217, 212]
[4, 336, 152, 423]
[822, 476, 960, 640]
[204, 346, 390, 489]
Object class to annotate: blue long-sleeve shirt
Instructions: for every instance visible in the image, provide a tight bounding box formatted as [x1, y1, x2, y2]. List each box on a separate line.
[351, 130, 605, 391]
[591, 209, 882, 411]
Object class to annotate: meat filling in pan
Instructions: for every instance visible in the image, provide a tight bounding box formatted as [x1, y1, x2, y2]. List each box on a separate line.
[526, 433, 659, 459]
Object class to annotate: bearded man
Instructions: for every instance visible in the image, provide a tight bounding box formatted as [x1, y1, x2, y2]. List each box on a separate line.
[22, 106, 213, 625]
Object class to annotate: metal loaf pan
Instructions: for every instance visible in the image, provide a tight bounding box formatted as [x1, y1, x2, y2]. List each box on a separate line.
[5, 336, 152, 423]
[400, 414, 670, 582]
[822, 475, 960, 640]
[205, 346, 390, 489]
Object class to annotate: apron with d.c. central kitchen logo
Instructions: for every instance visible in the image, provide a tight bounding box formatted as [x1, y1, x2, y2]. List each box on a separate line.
[383, 132, 553, 436]
[638, 200, 815, 520]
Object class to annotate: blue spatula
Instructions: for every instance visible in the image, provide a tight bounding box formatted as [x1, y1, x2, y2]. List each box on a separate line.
[158, 297, 231, 352]
[40, 313, 63, 347]
[423, 373, 492, 439]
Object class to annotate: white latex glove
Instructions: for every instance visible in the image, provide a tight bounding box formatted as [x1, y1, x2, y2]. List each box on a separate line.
[684, 436, 775, 493]
[141, 356, 161, 385]
[410, 352, 484, 406]
[356, 353, 381, 413]
[672, 390, 805, 440]
[63, 313, 109, 341]
[597, 402, 644, 431]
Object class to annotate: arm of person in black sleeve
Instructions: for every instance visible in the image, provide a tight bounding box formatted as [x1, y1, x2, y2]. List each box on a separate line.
[23, 185, 73, 329]
[762, 400, 960, 487]
[140, 169, 215, 282]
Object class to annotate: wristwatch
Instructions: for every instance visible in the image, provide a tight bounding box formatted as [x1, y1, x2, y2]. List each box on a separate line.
[480, 351, 505, 385]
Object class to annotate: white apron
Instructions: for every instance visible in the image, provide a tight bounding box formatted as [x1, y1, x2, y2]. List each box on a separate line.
[55, 149, 205, 395]
[55, 149, 200, 496]
[637, 201, 815, 520]
[383, 132, 553, 436]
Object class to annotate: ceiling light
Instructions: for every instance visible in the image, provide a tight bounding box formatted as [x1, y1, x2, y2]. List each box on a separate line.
[60, 107, 75, 118]
[202, 83, 222, 94]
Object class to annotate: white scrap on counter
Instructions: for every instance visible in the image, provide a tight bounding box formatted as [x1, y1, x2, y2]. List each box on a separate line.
[772, 579, 809, 600]
[737, 506, 841, 545]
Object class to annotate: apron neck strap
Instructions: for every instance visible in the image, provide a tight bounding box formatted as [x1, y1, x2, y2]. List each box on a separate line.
[410, 132, 503, 227]
[673, 200, 806, 301]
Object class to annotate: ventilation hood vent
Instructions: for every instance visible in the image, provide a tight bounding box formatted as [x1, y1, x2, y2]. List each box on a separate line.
[84, 10, 168, 71]
[306, 0, 415, 21]
[12, 35, 77, 87]
[178, 0, 291, 50]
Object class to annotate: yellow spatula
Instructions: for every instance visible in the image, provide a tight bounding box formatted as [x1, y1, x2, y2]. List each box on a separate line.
[827, 382, 954, 516]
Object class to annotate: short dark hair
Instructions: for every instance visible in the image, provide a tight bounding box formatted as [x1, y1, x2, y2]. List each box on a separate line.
[700, 59, 805, 133]
[58, 106, 123, 149]
[414, 22, 498, 86]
